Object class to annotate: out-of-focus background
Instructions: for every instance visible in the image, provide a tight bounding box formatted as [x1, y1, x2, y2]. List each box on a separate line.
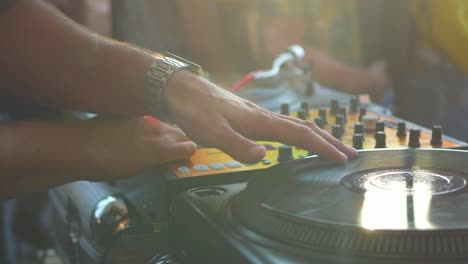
[81, 0, 468, 141]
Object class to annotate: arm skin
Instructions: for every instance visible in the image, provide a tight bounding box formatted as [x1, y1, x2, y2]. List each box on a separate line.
[0, 117, 196, 199]
[0, 0, 358, 198]
[255, 15, 389, 97]
[0, 0, 153, 114]
[304, 46, 389, 98]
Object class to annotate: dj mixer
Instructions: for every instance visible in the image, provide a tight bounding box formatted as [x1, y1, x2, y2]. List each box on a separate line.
[167, 96, 465, 180]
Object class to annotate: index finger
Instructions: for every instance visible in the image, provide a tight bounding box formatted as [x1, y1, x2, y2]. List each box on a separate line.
[278, 113, 358, 159]
[230, 109, 350, 163]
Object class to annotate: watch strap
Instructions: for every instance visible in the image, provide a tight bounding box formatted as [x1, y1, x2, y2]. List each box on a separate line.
[143, 53, 202, 122]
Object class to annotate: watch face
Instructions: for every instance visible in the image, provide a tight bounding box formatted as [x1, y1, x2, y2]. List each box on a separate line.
[165, 52, 203, 75]
[163, 56, 189, 69]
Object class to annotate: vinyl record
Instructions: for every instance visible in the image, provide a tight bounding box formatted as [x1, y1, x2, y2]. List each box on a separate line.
[230, 149, 468, 260]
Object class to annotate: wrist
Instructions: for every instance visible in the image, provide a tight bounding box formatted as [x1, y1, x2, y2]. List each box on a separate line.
[164, 70, 204, 115]
[143, 53, 203, 123]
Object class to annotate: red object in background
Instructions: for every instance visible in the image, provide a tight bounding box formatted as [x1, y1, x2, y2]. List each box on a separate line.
[231, 74, 254, 91]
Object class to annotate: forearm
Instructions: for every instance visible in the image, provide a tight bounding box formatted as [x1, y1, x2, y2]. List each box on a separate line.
[305, 46, 375, 94]
[0, 121, 97, 199]
[0, 0, 154, 114]
[0, 117, 198, 199]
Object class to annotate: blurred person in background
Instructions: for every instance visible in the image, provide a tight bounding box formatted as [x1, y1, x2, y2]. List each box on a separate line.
[360, 0, 468, 141]
[178, 0, 390, 100]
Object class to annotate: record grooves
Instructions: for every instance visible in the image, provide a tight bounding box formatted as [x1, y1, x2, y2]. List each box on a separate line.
[228, 149, 468, 261]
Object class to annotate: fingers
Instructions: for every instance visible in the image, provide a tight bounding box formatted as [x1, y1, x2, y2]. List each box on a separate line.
[146, 119, 191, 142]
[160, 141, 197, 163]
[143, 120, 196, 162]
[163, 71, 356, 164]
[230, 109, 354, 163]
[191, 121, 267, 164]
[275, 118, 349, 163]
[278, 114, 358, 159]
[217, 128, 267, 163]
[169, 127, 191, 142]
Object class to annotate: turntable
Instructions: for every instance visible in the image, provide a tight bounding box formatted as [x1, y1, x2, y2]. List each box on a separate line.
[171, 149, 468, 264]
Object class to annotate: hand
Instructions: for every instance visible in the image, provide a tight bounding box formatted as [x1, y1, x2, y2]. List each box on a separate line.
[81, 116, 196, 181]
[0, 117, 196, 197]
[367, 61, 390, 98]
[164, 71, 358, 164]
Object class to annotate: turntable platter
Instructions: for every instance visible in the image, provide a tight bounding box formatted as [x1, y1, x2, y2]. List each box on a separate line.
[230, 149, 468, 260]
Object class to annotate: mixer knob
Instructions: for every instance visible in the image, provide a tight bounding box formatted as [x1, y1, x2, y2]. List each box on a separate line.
[332, 124, 343, 140]
[375, 121, 385, 136]
[330, 99, 339, 115]
[338, 107, 347, 123]
[431, 125, 443, 146]
[408, 129, 421, 148]
[354, 123, 364, 135]
[305, 80, 315, 96]
[319, 108, 328, 124]
[300, 102, 310, 118]
[277, 145, 294, 162]
[359, 108, 367, 121]
[297, 110, 307, 121]
[335, 114, 345, 133]
[353, 134, 364, 149]
[280, 103, 290, 116]
[362, 115, 378, 131]
[314, 116, 324, 129]
[349, 96, 359, 114]
[397, 122, 407, 137]
[375, 131, 387, 148]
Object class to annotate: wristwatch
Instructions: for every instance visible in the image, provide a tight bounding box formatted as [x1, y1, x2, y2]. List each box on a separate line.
[144, 52, 203, 123]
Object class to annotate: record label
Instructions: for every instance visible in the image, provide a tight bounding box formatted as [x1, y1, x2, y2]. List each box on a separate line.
[342, 168, 467, 195]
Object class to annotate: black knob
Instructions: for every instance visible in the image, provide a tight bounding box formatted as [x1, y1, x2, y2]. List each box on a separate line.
[297, 110, 307, 120]
[397, 122, 407, 137]
[359, 107, 367, 121]
[305, 80, 315, 96]
[314, 116, 324, 129]
[335, 114, 345, 133]
[332, 124, 343, 140]
[319, 108, 328, 124]
[330, 99, 339, 115]
[277, 145, 294, 162]
[353, 133, 364, 149]
[281, 103, 290, 116]
[375, 121, 385, 132]
[431, 125, 443, 146]
[349, 96, 359, 114]
[375, 131, 387, 148]
[300, 102, 310, 118]
[409, 129, 421, 148]
[354, 123, 364, 135]
[338, 107, 347, 123]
